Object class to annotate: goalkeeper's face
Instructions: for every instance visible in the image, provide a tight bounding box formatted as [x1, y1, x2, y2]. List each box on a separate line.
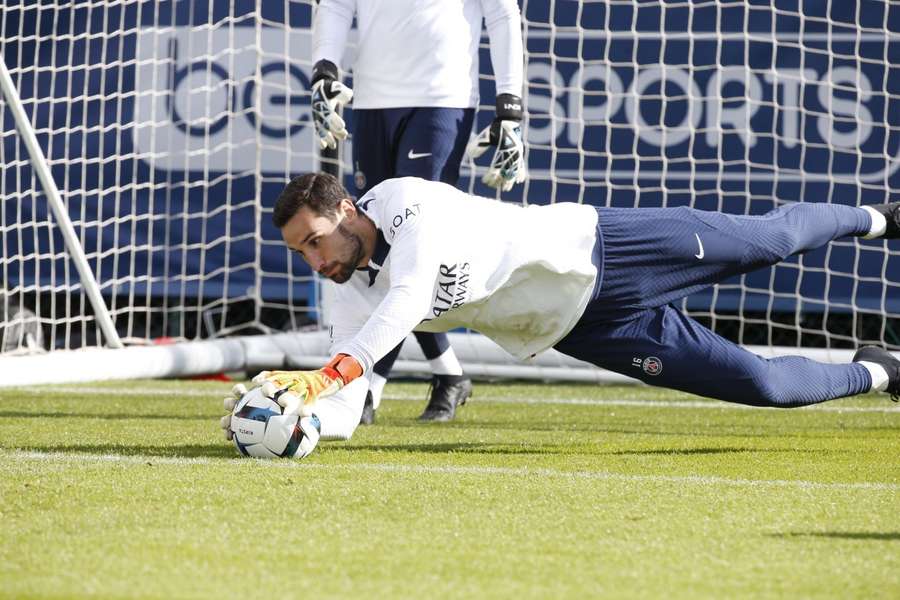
[280, 200, 369, 284]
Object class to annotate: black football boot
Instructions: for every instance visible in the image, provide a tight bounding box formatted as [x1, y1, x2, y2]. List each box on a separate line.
[418, 375, 473, 421]
[853, 346, 900, 401]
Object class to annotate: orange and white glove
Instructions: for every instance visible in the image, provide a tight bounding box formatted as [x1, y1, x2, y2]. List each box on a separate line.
[251, 353, 363, 417]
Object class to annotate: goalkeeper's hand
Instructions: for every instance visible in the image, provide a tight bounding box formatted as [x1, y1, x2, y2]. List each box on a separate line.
[250, 368, 340, 417]
[466, 94, 527, 192]
[220, 383, 248, 441]
[310, 59, 353, 150]
[219, 372, 339, 440]
[250, 353, 364, 417]
[218, 369, 341, 439]
[219, 384, 321, 459]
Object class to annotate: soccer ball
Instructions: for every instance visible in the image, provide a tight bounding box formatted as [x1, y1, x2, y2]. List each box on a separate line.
[229, 386, 320, 459]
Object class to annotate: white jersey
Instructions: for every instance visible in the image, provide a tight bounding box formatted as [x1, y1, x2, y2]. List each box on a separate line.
[328, 178, 600, 372]
[312, 0, 523, 109]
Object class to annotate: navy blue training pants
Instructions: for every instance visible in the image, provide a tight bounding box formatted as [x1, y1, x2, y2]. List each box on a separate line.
[352, 107, 474, 195]
[554, 203, 874, 407]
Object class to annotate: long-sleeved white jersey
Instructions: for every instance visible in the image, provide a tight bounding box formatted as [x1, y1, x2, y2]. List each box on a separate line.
[332, 177, 600, 367]
[312, 177, 599, 440]
[312, 0, 523, 109]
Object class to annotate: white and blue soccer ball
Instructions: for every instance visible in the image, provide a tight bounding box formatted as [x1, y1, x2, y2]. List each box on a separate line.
[229, 386, 320, 459]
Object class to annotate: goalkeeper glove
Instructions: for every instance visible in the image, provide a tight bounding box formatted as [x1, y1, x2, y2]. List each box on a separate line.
[219, 384, 322, 459]
[220, 383, 248, 441]
[310, 59, 353, 150]
[466, 94, 527, 192]
[251, 353, 363, 417]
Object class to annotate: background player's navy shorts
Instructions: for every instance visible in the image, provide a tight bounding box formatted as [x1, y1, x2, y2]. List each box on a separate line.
[352, 107, 475, 195]
[354, 107, 475, 368]
[554, 204, 872, 406]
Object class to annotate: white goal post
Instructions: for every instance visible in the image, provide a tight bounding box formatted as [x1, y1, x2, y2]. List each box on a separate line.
[1, 1, 898, 386]
[0, 57, 122, 350]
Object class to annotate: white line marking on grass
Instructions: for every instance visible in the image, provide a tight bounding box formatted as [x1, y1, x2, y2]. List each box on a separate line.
[8, 386, 223, 398]
[3, 449, 898, 492]
[6, 387, 900, 413]
[387, 395, 900, 414]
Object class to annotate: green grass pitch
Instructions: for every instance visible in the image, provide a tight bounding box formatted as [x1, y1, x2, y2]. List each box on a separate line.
[1, 379, 898, 599]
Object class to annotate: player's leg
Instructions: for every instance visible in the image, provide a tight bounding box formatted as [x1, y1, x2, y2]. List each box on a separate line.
[412, 331, 472, 421]
[394, 107, 475, 185]
[368, 333, 471, 422]
[594, 202, 877, 312]
[352, 109, 402, 424]
[861, 202, 900, 239]
[351, 109, 395, 196]
[363, 344, 404, 425]
[852, 346, 900, 400]
[553, 304, 890, 408]
[373, 107, 475, 421]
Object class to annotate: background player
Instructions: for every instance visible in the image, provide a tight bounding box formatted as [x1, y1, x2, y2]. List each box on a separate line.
[310, 0, 527, 424]
[221, 173, 900, 449]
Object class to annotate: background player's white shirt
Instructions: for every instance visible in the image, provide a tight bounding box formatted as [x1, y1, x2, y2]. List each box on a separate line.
[313, 0, 523, 109]
[329, 177, 599, 371]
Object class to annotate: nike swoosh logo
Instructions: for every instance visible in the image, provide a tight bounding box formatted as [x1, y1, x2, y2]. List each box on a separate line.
[407, 150, 431, 160]
[694, 233, 705, 260]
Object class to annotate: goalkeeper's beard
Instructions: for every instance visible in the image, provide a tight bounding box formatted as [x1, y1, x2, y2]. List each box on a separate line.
[325, 222, 365, 284]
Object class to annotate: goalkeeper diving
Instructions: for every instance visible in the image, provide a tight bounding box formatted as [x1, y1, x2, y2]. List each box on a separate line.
[221, 173, 900, 456]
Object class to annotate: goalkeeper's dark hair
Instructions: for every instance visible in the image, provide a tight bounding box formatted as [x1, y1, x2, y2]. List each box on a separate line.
[273, 172, 349, 228]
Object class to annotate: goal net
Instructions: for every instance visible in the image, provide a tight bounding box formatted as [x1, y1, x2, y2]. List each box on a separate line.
[1, 1, 898, 385]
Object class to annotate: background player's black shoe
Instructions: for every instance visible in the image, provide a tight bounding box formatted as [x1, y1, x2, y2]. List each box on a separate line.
[872, 202, 900, 239]
[853, 346, 900, 401]
[419, 375, 473, 422]
[359, 390, 376, 425]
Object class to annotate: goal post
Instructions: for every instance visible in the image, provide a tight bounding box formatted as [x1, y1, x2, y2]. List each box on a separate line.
[0, 54, 121, 350]
[0, 1, 898, 387]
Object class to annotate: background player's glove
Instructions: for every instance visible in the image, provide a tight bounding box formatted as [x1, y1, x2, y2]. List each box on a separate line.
[466, 94, 527, 192]
[310, 59, 353, 150]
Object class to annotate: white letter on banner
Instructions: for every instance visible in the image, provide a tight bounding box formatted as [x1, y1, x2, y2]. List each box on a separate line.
[525, 62, 567, 146]
[625, 66, 703, 147]
[816, 67, 873, 149]
[765, 69, 818, 149]
[566, 65, 624, 146]
[705, 67, 763, 149]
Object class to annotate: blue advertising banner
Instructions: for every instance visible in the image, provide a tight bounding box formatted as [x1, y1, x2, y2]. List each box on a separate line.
[3, 1, 898, 313]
